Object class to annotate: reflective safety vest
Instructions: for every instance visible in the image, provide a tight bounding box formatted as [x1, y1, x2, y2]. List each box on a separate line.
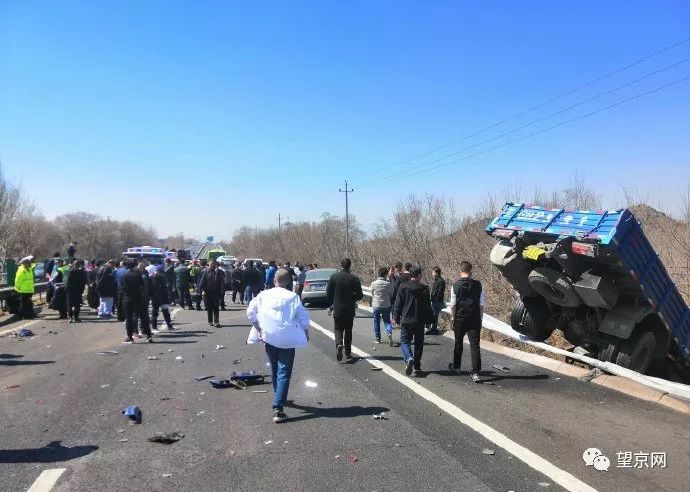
[14, 264, 36, 294]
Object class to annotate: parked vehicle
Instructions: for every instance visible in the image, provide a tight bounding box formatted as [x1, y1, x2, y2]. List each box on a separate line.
[486, 202, 690, 375]
[123, 246, 167, 266]
[301, 268, 338, 305]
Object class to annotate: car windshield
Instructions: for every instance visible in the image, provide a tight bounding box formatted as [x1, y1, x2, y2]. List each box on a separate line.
[306, 269, 337, 281]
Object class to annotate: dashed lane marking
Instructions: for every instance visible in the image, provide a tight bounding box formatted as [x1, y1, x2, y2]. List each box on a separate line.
[26, 468, 66, 492]
[309, 319, 597, 492]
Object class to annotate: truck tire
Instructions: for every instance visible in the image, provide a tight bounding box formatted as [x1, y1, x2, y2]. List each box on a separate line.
[615, 330, 656, 374]
[597, 337, 620, 363]
[528, 268, 582, 308]
[510, 297, 554, 341]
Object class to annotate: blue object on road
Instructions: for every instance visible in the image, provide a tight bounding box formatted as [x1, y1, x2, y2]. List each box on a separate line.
[18, 329, 33, 337]
[122, 405, 142, 424]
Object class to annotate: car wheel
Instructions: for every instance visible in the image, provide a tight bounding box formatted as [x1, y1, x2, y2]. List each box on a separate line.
[528, 267, 582, 308]
[615, 329, 656, 374]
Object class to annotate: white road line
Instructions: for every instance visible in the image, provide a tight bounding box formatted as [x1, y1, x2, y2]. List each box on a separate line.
[0, 319, 39, 337]
[309, 319, 597, 492]
[26, 468, 66, 492]
[171, 308, 180, 320]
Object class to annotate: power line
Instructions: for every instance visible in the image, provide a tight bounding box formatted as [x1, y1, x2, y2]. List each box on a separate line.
[366, 36, 690, 176]
[369, 56, 690, 184]
[362, 73, 690, 189]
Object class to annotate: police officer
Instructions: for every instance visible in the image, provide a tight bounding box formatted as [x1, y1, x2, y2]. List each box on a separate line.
[448, 261, 484, 382]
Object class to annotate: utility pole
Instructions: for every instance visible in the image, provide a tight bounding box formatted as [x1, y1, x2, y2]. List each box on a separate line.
[339, 180, 354, 257]
[278, 213, 281, 231]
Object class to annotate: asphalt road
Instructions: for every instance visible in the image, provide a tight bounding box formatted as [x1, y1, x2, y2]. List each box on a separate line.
[1, 299, 688, 492]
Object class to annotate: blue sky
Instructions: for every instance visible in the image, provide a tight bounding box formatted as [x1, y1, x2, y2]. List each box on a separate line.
[1, 1, 689, 239]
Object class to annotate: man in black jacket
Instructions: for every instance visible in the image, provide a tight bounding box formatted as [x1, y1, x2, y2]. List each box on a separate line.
[391, 262, 412, 309]
[136, 260, 153, 337]
[164, 258, 177, 305]
[393, 267, 433, 377]
[425, 266, 446, 335]
[174, 262, 193, 309]
[242, 262, 261, 303]
[200, 260, 224, 327]
[121, 260, 151, 344]
[230, 263, 244, 304]
[326, 258, 363, 361]
[448, 261, 484, 382]
[65, 260, 87, 323]
[96, 260, 117, 318]
[151, 265, 174, 331]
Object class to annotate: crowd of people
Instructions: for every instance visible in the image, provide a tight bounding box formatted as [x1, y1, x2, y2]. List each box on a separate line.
[15, 245, 483, 424]
[247, 256, 484, 423]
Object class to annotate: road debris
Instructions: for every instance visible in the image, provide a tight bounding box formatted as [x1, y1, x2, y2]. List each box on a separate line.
[97, 350, 118, 355]
[491, 364, 510, 373]
[162, 474, 173, 478]
[215, 344, 226, 350]
[347, 454, 359, 463]
[18, 329, 34, 337]
[160, 397, 171, 401]
[194, 375, 214, 381]
[537, 483, 550, 487]
[122, 405, 142, 424]
[335, 454, 341, 458]
[168, 349, 174, 352]
[373, 412, 387, 420]
[148, 431, 185, 444]
[100, 384, 110, 388]
[232, 359, 241, 364]
[147, 356, 160, 360]
[118, 438, 129, 442]
[264, 440, 274, 445]
[210, 379, 247, 390]
[394, 444, 403, 448]
[305, 381, 318, 388]
[252, 390, 268, 393]
[579, 368, 603, 382]
[4, 384, 21, 389]
[371, 367, 383, 371]
[175, 356, 184, 362]
[482, 448, 495, 455]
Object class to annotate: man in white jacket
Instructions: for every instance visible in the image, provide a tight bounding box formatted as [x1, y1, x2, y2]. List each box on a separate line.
[247, 268, 310, 423]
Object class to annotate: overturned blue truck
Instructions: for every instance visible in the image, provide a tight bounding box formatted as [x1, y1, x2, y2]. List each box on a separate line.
[486, 203, 690, 375]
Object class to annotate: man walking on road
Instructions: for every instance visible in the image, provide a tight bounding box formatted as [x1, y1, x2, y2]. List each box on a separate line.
[14, 256, 37, 320]
[151, 265, 174, 331]
[115, 261, 128, 321]
[164, 258, 177, 305]
[230, 262, 244, 304]
[391, 262, 412, 310]
[393, 267, 433, 377]
[448, 261, 484, 382]
[425, 266, 446, 335]
[65, 260, 87, 323]
[199, 260, 224, 327]
[326, 258, 363, 361]
[242, 261, 261, 304]
[370, 266, 394, 346]
[264, 260, 277, 290]
[121, 260, 151, 344]
[247, 268, 310, 423]
[96, 260, 117, 318]
[174, 261, 193, 309]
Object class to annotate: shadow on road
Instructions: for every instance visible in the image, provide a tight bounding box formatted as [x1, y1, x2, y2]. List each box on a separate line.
[0, 360, 55, 366]
[285, 402, 390, 423]
[0, 354, 24, 359]
[150, 340, 197, 345]
[155, 333, 208, 338]
[0, 440, 98, 463]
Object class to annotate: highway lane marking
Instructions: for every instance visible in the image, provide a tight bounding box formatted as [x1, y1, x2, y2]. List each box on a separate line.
[26, 468, 66, 492]
[309, 319, 597, 492]
[0, 319, 39, 337]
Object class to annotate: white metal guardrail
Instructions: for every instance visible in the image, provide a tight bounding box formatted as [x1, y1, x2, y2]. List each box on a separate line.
[361, 287, 690, 401]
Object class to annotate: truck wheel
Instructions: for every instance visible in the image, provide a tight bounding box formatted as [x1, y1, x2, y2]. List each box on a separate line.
[597, 338, 620, 362]
[510, 297, 554, 341]
[528, 268, 582, 308]
[615, 330, 656, 374]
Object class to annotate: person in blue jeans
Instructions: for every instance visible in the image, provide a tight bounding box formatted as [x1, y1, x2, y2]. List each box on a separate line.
[369, 266, 394, 346]
[247, 268, 310, 423]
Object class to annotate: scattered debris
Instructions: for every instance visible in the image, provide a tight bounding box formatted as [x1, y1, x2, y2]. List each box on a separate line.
[373, 412, 387, 420]
[168, 349, 174, 352]
[347, 454, 359, 464]
[199, 392, 205, 395]
[266, 362, 271, 367]
[554, 377, 562, 381]
[482, 448, 495, 455]
[18, 329, 34, 337]
[371, 367, 383, 371]
[147, 356, 160, 360]
[118, 438, 129, 442]
[160, 397, 171, 401]
[194, 375, 214, 381]
[579, 368, 603, 382]
[394, 444, 403, 448]
[117, 429, 125, 433]
[335, 454, 341, 458]
[538, 483, 550, 488]
[162, 474, 173, 478]
[215, 344, 226, 350]
[148, 431, 185, 444]
[252, 390, 268, 393]
[174, 405, 186, 411]
[492, 364, 510, 373]
[232, 359, 241, 364]
[196, 411, 205, 416]
[175, 356, 184, 362]
[4, 384, 20, 389]
[97, 350, 118, 355]
[200, 354, 205, 358]
[305, 381, 318, 388]
[210, 379, 247, 390]
[283, 441, 288, 444]
[100, 384, 110, 388]
[264, 440, 274, 445]
[122, 406, 142, 424]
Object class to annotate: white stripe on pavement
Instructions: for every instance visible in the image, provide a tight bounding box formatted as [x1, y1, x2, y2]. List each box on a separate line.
[26, 468, 66, 492]
[171, 308, 180, 320]
[309, 319, 597, 492]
